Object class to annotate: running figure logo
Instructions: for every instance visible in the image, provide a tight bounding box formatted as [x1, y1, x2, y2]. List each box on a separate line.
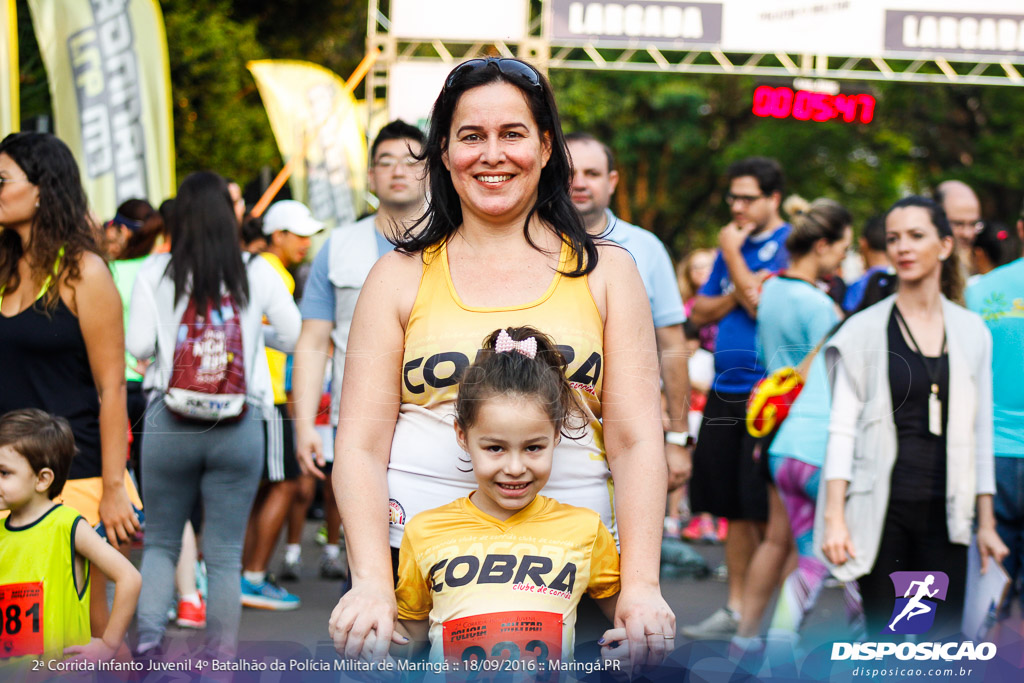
[884, 571, 950, 635]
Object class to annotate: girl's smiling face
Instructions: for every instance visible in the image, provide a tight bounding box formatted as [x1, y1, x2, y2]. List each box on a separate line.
[455, 393, 558, 521]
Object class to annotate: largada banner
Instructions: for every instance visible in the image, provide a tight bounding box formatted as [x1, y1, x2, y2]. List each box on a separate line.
[27, 0, 174, 220]
[1, 0, 18, 136]
[248, 60, 366, 227]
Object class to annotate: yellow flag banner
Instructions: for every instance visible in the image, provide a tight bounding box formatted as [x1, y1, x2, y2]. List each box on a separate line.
[27, 0, 174, 219]
[248, 59, 367, 226]
[0, 0, 18, 136]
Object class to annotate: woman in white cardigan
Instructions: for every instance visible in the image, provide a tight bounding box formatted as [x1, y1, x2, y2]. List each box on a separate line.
[818, 196, 1007, 638]
[127, 172, 301, 656]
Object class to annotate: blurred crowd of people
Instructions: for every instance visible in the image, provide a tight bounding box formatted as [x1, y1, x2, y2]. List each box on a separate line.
[1, 56, 1023, 675]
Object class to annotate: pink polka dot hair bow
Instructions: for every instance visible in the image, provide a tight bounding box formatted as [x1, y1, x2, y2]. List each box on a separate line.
[495, 330, 537, 359]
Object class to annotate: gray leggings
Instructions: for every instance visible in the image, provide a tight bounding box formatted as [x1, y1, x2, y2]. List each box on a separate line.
[136, 397, 264, 654]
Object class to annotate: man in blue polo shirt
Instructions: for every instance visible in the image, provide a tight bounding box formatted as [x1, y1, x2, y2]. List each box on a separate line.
[967, 214, 1024, 623]
[567, 132, 692, 492]
[683, 157, 791, 639]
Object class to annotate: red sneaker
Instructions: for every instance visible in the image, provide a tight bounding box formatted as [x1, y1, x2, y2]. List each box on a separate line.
[176, 596, 206, 629]
[716, 518, 729, 543]
[681, 517, 703, 542]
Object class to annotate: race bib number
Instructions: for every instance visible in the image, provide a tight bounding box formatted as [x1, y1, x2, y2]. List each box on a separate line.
[443, 611, 562, 673]
[0, 582, 44, 659]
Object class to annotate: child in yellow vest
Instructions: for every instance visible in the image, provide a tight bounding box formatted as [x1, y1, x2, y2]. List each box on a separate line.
[0, 409, 141, 668]
[336, 327, 660, 674]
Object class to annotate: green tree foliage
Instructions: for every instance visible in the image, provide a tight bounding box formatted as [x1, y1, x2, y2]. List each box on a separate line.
[161, 0, 279, 184]
[14, 2, 1024, 247]
[553, 70, 1024, 260]
[16, 0, 367, 194]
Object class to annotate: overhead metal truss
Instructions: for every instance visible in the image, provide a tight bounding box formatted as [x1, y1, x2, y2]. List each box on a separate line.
[365, 0, 1024, 132]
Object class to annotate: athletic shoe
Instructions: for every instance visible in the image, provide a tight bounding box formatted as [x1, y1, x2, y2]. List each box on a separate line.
[716, 518, 729, 543]
[279, 557, 302, 582]
[319, 553, 347, 580]
[315, 524, 328, 546]
[176, 596, 207, 629]
[240, 576, 301, 610]
[681, 607, 739, 640]
[681, 517, 703, 542]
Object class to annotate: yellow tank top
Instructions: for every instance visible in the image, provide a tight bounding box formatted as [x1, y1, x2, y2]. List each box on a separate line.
[0, 505, 90, 664]
[402, 240, 604, 414]
[261, 252, 295, 405]
[387, 240, 614, 548]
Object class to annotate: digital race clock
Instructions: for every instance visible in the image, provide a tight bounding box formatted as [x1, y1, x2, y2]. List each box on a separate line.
[752, 85, 876, 124]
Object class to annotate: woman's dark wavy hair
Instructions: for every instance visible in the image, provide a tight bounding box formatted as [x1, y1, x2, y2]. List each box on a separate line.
[0, 132, 103, 311]
[394, 59, 597, 276]
[455, 326, 585, 439]
[166, 171, 248, 311]
[885, 195, 964, 304]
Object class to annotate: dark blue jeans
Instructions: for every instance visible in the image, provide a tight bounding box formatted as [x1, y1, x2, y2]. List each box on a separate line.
[994, 456, 1024, 616]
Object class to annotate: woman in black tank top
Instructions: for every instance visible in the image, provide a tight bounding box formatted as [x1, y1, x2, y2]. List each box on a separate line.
[0, 132, 138, 545]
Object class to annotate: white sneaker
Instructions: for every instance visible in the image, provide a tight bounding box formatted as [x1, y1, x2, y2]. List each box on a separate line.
[681, 607, 739, 640]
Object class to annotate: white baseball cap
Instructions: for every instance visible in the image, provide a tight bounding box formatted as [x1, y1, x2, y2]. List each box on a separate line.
[262, 200, 324, 237]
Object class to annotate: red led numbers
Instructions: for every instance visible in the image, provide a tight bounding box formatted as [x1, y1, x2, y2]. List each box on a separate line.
[752, 86, 875, 124]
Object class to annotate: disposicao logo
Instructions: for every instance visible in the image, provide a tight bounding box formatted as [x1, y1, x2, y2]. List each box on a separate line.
[831, 570, 996, 663]
[885, 571, 948, 635]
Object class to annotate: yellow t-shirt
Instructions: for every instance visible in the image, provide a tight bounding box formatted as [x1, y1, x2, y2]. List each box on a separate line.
[0, 505, 90, 666]
[387, 241, 614, 547]
[261, 252, 295, 405]
[396, 495, 620, 664]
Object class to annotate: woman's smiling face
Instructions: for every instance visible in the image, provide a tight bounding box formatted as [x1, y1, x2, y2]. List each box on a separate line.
[443, 82, 551, 227]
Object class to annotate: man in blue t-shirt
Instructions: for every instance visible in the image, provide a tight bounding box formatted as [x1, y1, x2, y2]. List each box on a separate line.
[966, 217, 1024, 619]
[287, 120, 427, 581]
[567, 133, 692, 493]
[844, 215, 892, 313]
[683, 157, 791, 640]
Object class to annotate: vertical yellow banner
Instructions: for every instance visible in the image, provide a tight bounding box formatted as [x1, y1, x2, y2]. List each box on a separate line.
[0, 0, 18, 136]
[27, 0, 174, 219]
[248, 59, 367, 227]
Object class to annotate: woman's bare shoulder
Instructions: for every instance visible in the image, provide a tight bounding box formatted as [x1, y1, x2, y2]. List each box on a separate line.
[73, 250, 113, 280]
[361, 249, 426, 324]
[369, 249, 425, 286]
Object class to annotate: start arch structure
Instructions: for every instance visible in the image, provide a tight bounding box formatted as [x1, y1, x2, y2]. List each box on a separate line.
[364, 0, 1024, 129]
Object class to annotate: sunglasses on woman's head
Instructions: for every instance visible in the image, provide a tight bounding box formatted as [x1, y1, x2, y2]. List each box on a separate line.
[444, 58, 543, 91]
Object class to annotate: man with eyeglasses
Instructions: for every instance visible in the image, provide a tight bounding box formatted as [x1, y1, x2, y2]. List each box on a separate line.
[566, 132, 692, 497]
[683, 157, 791, 640]
[289, 120, 427, 581]
[936, 179, 982, 277]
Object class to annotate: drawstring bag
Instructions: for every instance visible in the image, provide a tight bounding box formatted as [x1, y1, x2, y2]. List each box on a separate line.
[164, 294, 247, 421]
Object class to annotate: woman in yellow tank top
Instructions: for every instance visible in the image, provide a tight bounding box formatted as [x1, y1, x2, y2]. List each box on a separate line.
[327, 59, 674, 669]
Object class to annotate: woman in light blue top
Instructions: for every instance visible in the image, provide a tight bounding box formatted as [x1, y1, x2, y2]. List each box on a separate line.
[734, 197, 852, 652]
